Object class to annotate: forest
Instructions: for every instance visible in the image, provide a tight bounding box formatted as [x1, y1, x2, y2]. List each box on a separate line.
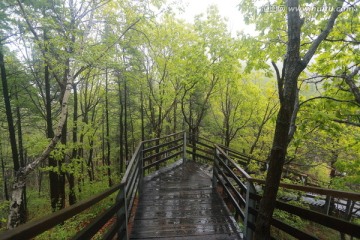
[0, 0, 359, 239]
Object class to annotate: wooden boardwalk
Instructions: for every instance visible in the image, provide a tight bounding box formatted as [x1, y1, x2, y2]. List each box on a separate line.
[130, 161, 242, 240]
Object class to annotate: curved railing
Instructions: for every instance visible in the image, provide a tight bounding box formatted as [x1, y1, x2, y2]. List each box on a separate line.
[213, 144, 360, 240]
[0, 131, 186, 240]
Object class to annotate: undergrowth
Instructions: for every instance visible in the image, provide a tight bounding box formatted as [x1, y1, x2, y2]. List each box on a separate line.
[0, 172, 122, 238]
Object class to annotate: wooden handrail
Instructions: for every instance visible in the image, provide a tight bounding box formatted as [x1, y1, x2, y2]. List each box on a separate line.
[143, 151, 182, 170]
[141, 131, 184, 144]
[185, 150, 213, 162]
[215, 145, 252, 180]
[121, 143, 142, 184]
[0, 132, 186, 240]
[72, 198, 125, 239]
[215, 144, 360, 201]
[0, 182, 124, 240]
[143, 137, 182, 153]
[250, 178, 360, 201]
[213, 143, 360, 239]
[218, 144, 264, 163]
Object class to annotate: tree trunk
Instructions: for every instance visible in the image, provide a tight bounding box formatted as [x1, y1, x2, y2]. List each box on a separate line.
[0, 44, 20, 174]
[140, 90, 145, 141]
[173, 99, 177, 134]
[0, 138, 9, 201]
[87, 138, 95, 181]
[43, 31, 62, 212]
[15, 86, 25, 168]
[105, 69, 112, 187]
[68, 83, 78, 205]
[124, 77, 129, 162]
[0, 42, 20, 172]
[119, 78, 124, 173]
[254, 1, 303, 238]
[58, 117, 67, 210]
[7, 73, 72, 229]
[249, 101, 278, 155]
[254, 1, 343, 238]
[1, 43, 27, 226]
[15, 85, 27, 223]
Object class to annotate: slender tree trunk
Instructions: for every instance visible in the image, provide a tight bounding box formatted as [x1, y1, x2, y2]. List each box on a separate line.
[0, 138, 9, 201]
[140, 91, 145, 141]
[129, 108, 136, 153]
[56, 56, 70, 211]
[38, 166, 43, 196]
[43, 31, 61, 212]
[249, 101, 278, 155]
[81, 82, 93, 181]
[0, 44, 20, 174]
[68, 83, 78, 205]
[173, 99, 177, 134]
[1, 43, 27, 224]
[87, 138, 95, 181]
[63, 0, 76, 205]
[15, 85, 27, 223]
[119, 78, 124, 173]
[15, 87, 25, 168]
[58, 118, 67, 210]
[105, 69, 112, 187]
[124, 78, 129, 162]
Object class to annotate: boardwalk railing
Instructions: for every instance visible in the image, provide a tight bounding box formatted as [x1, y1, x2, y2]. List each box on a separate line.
[0, 131, 186, 240]
[214, 144, 360, 240]
[1, 132, 359, 240]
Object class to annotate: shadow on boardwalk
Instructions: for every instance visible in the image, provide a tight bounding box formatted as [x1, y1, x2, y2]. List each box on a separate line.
[130, 160, 243, 240]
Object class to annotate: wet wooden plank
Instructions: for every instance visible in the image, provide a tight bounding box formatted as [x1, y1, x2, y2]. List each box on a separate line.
[130, 161, 242, 239]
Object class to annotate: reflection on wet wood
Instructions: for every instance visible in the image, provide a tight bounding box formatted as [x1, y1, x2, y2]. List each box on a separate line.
[130, 161, 242, 240]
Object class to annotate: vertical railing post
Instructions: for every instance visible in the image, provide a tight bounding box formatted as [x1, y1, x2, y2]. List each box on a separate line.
[324, 195, 332, 215]
[244, 180, 256, 240]
[183, 131, 187, 163]
[138, 143, 144, 195]
[117, 184, 129, 240]
[212, 147, 219, 188]
[123, 183, 129, 240]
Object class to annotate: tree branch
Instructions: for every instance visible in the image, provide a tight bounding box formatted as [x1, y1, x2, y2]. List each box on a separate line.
[301, 0, 345, 66]
[325, 37, 360, 45]
[332, 118, 360, 127]
[299, 96, 360, 107]
[271, 61, 284, 103]
[343, 66, 360, 104]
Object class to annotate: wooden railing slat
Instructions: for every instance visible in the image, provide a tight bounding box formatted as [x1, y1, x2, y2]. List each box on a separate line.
[250, 178, 360, 201]
[0, 182, 124, 240]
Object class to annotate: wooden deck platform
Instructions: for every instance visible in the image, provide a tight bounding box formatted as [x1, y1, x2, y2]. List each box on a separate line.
[130, 160, 243, 240]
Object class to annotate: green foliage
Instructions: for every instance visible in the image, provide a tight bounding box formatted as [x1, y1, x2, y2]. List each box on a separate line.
[308, 163, 331, 183]
[35, 193, 116, 240]
[0, 0, 359, 236]
[23, 135, 50, 158]
[0, 200, 9, 231]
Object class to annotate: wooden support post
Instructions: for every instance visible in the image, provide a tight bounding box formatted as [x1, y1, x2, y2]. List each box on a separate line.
[116, 184, 128, 240]
[244, 181, 256, 240]
[138, 143, 144, 195]
[324, 195, 332, 215]
[345, 199, 352, 217]
[212, 148, 219, 188]
[183, 131, 187, 163]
